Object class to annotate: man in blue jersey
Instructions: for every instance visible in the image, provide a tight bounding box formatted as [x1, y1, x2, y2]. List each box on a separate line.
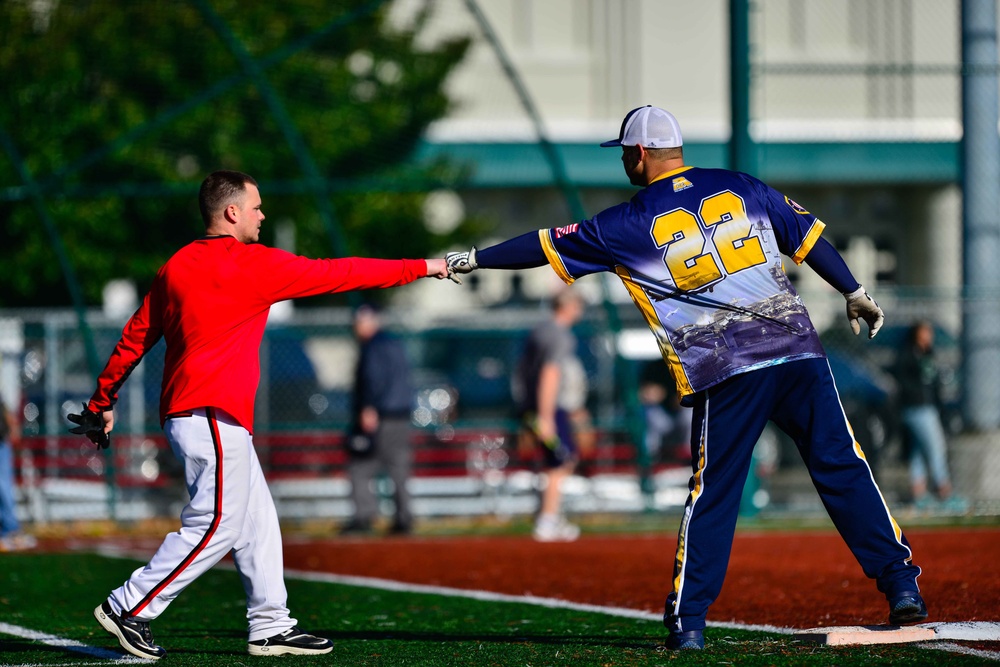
[445, 106, 925, 651]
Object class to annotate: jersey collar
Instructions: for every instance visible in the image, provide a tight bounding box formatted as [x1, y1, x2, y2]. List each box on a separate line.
[648, 165, 693, 186]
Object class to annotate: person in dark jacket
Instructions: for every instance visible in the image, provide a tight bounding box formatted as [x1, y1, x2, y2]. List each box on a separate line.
[894, 320, 961, 510]
[343, 305, 414, 535]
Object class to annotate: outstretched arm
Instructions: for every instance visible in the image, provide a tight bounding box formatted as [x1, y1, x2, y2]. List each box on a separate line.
[445, 230, 548, 282]
[476, 232, 548, 269]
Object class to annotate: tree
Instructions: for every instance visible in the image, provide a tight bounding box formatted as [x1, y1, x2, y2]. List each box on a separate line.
[0, 0, 476, 307]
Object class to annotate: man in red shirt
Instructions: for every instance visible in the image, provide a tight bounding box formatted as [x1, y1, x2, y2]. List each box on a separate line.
[71, 170, 452, 660]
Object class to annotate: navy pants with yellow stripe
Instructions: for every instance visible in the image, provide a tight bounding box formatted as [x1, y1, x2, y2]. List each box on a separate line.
[664, 358, 921, 633]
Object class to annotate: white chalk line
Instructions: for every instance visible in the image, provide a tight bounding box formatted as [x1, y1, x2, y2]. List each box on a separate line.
[0, 664, 135, 667]
[920, 642, 1000, 661]
[285, 569, 1000, 661]
[72, 546, 1000, 661]
[0, 621, 149, 665]
[89, 547, 794, 636]
[285, 568, 796, 635]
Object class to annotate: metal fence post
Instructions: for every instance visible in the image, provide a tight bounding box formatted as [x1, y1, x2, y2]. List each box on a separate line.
[961, 0, 1000, 430]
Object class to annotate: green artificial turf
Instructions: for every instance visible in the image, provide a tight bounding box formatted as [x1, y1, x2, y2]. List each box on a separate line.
[0, 552, 986, 666]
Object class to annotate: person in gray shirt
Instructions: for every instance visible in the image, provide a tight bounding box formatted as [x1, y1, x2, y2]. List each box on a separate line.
[514, 289, 588, 541]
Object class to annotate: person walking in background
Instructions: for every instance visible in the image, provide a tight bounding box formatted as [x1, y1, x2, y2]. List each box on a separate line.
[513, 289, 589, 542]
[67, 170, 453, 660]
[894, 320, 963, 511]
[0, 394, 36, 552]
[445, 105, 925, 650]
[342, 305, 415, 536]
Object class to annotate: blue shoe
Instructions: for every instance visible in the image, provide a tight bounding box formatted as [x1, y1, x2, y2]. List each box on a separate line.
[665, 629, 704, 650]
[888, 591, 928, 625]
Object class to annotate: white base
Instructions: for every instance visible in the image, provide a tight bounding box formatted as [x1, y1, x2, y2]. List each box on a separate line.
[795, 621, 1000, 646]
[795, 625, 935, 646]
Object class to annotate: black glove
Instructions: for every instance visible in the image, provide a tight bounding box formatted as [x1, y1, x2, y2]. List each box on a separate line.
[67, 403, 110, 450]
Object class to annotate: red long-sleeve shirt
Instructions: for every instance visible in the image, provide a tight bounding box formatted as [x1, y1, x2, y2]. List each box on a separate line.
[88, 236, 427, 432]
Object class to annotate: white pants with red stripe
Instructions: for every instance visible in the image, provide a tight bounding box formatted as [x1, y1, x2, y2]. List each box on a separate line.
[106, 407, 295, 641]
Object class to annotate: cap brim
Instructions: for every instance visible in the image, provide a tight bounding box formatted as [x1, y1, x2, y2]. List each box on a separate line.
[599, 139, 623, 147]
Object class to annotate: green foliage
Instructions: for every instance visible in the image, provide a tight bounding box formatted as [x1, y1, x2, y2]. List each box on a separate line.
[0, 0, 477, 306]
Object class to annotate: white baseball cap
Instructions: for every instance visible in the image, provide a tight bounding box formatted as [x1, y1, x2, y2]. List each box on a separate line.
[600, 105, 683, 148]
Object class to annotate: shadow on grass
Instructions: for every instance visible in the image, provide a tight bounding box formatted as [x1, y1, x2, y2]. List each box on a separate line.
[321, 628, 662, 650]
[152, 626, 662, 654]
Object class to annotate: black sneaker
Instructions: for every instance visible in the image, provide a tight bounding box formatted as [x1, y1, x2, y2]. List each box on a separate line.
[94, 601, 166, 660]
[888, 591, 928, 625]
[389, 520, 413, 535]
[248, 626, 333, 656]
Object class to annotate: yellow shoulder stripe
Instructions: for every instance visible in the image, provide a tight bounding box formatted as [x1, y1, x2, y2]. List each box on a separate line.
[539, 229, 575, 284]
[791, 219, 826, 265]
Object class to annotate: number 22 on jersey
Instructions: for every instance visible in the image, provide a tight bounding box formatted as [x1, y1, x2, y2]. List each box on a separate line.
[651, 190, 766, 291]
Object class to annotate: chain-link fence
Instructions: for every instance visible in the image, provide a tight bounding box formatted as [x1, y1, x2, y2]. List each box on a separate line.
[4, 289, 999, 524]
[4, 306, 638, 522]
[753, 0, 961, 144]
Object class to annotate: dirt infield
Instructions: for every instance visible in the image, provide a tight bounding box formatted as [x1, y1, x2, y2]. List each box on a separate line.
[282, 526, 1000, 629]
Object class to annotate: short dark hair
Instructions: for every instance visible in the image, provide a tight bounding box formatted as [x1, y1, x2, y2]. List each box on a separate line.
[644, 146, 683, 161]
[198, 170, 258, 226]
[353, 303, 382, 320]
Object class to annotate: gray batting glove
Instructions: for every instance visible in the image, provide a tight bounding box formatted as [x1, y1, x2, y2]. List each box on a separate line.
[444, 246, 478, 285]
[844, 285, 884, 339]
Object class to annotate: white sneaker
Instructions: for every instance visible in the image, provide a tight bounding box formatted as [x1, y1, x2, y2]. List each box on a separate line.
[532, 516, 580, 542]
[0, 533, 37, 552]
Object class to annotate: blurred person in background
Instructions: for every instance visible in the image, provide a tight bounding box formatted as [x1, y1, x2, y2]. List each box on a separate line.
[894, 320, 964, 511]
[342, 305, 415, 536]
[638, 360, 691, 463]
[513, 288, 589, 542]
[0, 392, 36, 552]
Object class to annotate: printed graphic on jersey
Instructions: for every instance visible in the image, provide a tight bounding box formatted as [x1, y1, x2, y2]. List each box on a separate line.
[543, 167, 826, 395]
[672, 176, 693, 192]
[784, 195, 809, 214]
[655, 265, 814, 365]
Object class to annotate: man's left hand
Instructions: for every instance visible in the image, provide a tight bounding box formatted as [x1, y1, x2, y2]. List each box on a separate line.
[844, 285, 884, 339]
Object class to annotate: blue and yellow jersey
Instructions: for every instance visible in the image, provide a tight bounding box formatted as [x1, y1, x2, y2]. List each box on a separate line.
[539, 166, 827, 397]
